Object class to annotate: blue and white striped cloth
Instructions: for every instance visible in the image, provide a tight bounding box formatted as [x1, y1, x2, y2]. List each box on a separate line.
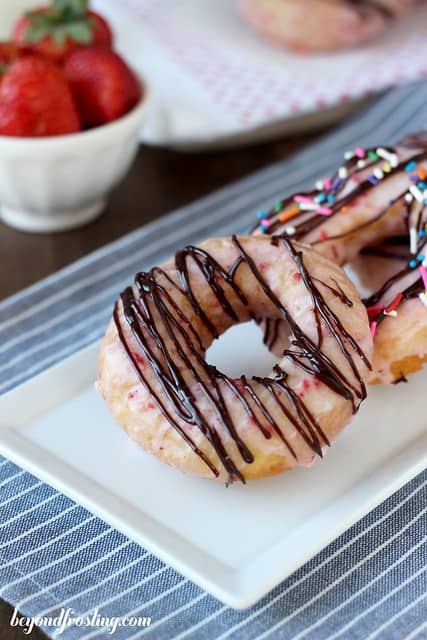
[1, 82, 427, 640]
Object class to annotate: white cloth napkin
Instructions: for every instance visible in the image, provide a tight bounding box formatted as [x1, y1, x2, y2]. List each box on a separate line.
[93, 0, 427, 147]
[5, 0, 427, 148]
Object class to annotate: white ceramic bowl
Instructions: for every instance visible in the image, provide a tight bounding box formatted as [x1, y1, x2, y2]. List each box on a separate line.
[0, 87, 148, 233]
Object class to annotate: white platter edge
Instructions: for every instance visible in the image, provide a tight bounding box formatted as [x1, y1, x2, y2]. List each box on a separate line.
[156, 99, 372, 152]
[0, 342, 426, 610]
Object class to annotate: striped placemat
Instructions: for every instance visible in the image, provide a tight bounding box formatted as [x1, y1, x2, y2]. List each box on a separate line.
[0, 82, 427, 640]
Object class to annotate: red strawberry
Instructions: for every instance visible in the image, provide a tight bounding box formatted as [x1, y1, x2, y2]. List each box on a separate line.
[64, 46, 141, 127]
[0, 43, 19, 70]
[13, 0, 113, 63]
[0, 56, 81, 137]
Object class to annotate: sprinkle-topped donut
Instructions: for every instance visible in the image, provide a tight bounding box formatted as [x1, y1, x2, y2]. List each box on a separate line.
[251, 131, 427, 383]
[350, 235, 427, 382]
[252, 133, 427, 262]
[98, 236, 372, 483]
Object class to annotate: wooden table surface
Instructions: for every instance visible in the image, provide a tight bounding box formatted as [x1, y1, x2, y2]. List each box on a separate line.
[0, 134, 320, 300]
[0, 130, 322, 637]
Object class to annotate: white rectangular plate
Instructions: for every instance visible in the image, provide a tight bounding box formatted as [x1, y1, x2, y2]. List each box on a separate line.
[1, 322, 426, 609]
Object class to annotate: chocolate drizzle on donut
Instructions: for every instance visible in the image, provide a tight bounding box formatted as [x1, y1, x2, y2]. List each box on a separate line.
[344, 0, 395, 20]
[360, 241, 408, 261]
[399, 131, 427, 150]
[313, 277, 354, 307]
[113, 237, 369, 484]
[262, 317, 281, 350]
[252, 132, 427, 337]
[360, 234, 427, 330]
[277, 238, 369, 404]
[252, 148, 427, 243]
[261, 277, 353, 351]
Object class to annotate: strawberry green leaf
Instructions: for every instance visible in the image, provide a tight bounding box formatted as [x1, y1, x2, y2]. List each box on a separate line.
[51, 24, 70, 45]
[24, 23, 52, 43]
[25, 10, 54, 28]
[23, 4, 95, 46]
[65, 20, 93, 43]
[52, 0, 89, 17]
[49, 20, 93, 45]
[23, 10, 58, 43]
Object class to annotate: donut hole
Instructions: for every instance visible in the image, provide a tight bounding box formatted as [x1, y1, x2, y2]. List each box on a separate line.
[206, 319, 280, 378]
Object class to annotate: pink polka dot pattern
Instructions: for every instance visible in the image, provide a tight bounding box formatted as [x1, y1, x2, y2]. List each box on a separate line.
[121, 0, 427, 129]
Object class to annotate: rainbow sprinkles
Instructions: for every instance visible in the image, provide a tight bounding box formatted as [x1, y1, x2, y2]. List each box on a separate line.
[251, 132, 427, 344]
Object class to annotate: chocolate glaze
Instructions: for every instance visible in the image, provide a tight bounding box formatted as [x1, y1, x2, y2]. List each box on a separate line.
[368, 276, 425, 328]
[262, 277, 353, 351]
[252, 149, 427, 242]
[399, 131, 427, 150]
[313, 277, 354, 307]
[344, 0, 395, 19]
[363, 263, 412, 307]
[360, 245, 408, 261]
[113, 236, 369, 484]
[252, 133, 427, 334]
[262, 317, 281, 350]
[392, 373, 408, 385]
[362, 236, 427, 329]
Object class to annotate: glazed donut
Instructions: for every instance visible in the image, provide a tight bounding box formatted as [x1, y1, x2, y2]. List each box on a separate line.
[350, 237, 427, 383]
[251, 132, 427, 383]
[252, 133, 427, 264]
[97, 235, 372, 484]
[237, 0, 421, 52]
[351, 237, 409, 292]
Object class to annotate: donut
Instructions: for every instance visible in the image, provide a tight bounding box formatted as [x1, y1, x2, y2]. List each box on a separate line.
[351, 236, 409, 292]
[237, 0, 421, 52]
[97, 235, 372, 484]
[251, 132, 427, 383]
[350, 236, 427, 384]
[252, 132, 427, 264]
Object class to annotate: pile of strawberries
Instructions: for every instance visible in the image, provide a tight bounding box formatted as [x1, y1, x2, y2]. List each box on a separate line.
[0, 0, 142, 137]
